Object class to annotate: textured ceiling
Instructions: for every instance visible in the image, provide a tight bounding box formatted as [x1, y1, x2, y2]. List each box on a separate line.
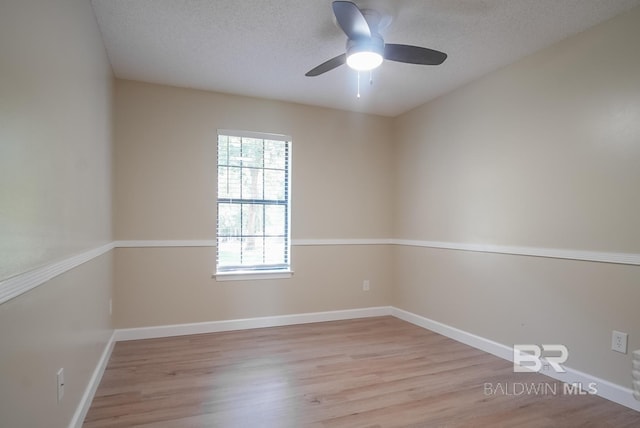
[91, 0, 640, 117]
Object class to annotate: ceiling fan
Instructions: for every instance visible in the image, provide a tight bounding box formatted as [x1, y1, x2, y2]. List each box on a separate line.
[306, 0, 447, 77]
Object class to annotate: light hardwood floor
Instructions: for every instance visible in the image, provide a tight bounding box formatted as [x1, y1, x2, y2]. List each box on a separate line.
[84, 317, 640, 427]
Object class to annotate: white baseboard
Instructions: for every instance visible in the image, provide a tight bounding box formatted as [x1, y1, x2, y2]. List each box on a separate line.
[391, 307, 514, 361]
[114, 306, 392, 341]
[391, 307, 640, 413]
[69, 331, 116, 428]
[543, 363, 640, 412]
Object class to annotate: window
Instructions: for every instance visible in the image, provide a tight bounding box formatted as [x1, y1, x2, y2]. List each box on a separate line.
[216, 130, 291, 278]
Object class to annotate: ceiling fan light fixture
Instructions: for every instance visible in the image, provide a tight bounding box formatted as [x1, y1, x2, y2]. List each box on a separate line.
[347, 50, 383, 71]
[346, 38, 384, 71]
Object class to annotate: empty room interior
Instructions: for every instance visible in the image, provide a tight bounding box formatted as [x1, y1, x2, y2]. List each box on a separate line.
[2, 0, 640, 427]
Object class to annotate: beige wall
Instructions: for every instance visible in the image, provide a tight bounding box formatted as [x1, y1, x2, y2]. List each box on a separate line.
[0, 0, 113, 278]
[0, 254, 113, 428]
[394, 7, 640, 251]
[114, 246, 391, 327]
[113, 80, 394, 327]
[392, 7, 640, 387]
[0, 0, 114, 426]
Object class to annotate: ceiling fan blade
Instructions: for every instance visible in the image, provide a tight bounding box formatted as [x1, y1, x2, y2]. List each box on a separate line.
[384, 44, 447, 65]
[305, 54, 347, 77]
[332, 1, 371, 40]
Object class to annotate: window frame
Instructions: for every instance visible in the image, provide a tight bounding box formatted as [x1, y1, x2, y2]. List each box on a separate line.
[214, 129, 293, 281]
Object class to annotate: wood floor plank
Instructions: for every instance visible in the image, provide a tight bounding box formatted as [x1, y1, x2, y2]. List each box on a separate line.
[83, 317, 640, 427]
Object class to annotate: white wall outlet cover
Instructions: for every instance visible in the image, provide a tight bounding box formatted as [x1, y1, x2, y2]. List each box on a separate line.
[611, 330, 628, 353]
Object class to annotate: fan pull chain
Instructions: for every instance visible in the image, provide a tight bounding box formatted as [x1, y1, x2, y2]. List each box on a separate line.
[356, 71, 375, 98]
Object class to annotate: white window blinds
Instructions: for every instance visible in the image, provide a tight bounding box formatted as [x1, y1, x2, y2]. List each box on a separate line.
[216, 130, 291, 273]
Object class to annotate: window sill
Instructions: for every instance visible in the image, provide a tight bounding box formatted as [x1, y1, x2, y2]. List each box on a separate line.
[213, 270, 294, 281]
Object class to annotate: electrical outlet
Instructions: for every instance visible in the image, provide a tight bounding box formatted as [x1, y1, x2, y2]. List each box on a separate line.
[57, 368, 65, 402]
[611, 330, 627, 354]
[362, 280, 370, 291]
